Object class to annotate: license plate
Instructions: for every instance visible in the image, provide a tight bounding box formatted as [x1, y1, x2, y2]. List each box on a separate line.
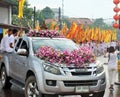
[75, 86, 89, 93]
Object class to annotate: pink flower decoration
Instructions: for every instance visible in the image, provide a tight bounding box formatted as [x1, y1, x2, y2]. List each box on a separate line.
[26, 30, 65, 38]
[36, 46, 96, 67]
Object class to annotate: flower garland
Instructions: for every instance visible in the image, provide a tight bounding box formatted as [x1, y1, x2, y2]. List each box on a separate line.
[26, 30, 65, 38]
[36, 46, 96, 67]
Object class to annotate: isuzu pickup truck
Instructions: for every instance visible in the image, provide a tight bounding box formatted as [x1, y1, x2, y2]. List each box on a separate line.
[0, 33, 106, 97]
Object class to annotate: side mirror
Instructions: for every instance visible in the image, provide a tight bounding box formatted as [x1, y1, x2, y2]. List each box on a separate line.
[17, 48, 27, 56]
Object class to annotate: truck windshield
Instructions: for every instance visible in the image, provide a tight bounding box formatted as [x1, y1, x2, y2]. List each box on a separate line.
[32, 38, 78, 53]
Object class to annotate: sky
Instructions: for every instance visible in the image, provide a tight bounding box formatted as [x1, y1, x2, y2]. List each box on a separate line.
[28, 0, 115, 19]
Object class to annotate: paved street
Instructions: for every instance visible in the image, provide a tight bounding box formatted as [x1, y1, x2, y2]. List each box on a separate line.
[97, 56, 120, 97]
[0, 56, 120, 97]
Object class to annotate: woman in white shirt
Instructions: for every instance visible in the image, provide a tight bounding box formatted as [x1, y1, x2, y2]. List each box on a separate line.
[108, 46, 119, 91]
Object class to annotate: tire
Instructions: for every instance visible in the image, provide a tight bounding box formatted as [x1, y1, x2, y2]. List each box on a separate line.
[0, 66, 12, 89]
[81, 91, 105, 97]
[25, 76, 42, 97]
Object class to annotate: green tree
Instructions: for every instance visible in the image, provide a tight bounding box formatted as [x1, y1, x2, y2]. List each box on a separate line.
[10, 0, 30, 15]
[24, 7, 33, 20]
[11, 0, 34, 28]
[94, 18, 105, 27]
[62, 18, 71, 28]
[12, 14, 34, 28]
[41, 7, 54, 19]
[89, 18, 113, 30]
[36, 10, 44, 25]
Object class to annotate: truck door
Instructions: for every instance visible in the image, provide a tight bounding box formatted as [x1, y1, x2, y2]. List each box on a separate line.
[11, 38, 29, 82]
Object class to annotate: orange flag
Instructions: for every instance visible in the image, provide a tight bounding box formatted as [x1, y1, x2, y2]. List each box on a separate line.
[66, 21, 77, 39]
[91, 28, 95, 40]
[61, 23, 68, 36]
[50, 20, 56, 30]
[55, 24, 59, 31]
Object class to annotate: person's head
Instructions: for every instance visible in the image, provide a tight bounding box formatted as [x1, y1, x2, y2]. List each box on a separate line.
[12, 29, 18, 36]
[109, 46, 115, 53]
[7, 28, 13, 36]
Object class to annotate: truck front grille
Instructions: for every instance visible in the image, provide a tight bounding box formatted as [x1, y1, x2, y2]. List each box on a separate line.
[63, 80, 98, 87]
[67, 67, 93, 76]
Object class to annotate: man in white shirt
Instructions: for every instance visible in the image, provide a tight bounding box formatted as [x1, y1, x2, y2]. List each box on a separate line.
[1, 28, 18, 52]
[9, 29, 18, 49]
[1, 29, 13, 52]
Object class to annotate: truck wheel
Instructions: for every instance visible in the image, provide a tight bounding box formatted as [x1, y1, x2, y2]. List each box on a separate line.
[0, 66, 12, 89]
[25, 76, 42, 97]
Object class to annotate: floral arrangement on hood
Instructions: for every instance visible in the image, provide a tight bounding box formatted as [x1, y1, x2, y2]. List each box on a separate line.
[26, 30, 64, 38]
[36, 46, 96, 67]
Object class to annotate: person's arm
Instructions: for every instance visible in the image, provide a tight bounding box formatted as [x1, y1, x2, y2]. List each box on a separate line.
[9, 36, 14, 48]
[9, 43, 13, 48]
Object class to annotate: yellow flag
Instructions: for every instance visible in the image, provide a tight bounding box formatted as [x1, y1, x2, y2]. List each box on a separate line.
[50, 20, 56, 30]
[111, 29, 117, 41]
[18, 0, 25, 19]
[61, 23, 68, 36]
[104, 30, 111, 43]
[35, 20, 40, 31]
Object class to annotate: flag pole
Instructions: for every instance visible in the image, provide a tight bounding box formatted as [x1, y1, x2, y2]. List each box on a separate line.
[19, 18, 22, 36]
[18, 0, 25, 36]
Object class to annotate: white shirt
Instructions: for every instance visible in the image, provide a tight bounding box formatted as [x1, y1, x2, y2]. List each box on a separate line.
[107, 42, 111, 48]
[108, 51, 119, 69]
[10, 34, 15, 48]
[110, 41, 116, 48]
[0, 34, 14, 52]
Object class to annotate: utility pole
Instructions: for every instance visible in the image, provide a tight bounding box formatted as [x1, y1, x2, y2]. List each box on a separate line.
[58, 7, 62, 30]
[33, 6, 36, 29]
[62, 0, 64, 19]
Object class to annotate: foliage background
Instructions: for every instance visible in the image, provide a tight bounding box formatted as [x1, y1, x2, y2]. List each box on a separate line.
[10, 0, 113, 30]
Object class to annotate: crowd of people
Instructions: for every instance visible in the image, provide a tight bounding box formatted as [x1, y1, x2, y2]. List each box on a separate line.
[79, 40, 120, 91]
[79, 40, 119, 57]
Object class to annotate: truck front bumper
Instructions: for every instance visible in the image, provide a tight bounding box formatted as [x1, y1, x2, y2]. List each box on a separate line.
[38, 71, 106, 95]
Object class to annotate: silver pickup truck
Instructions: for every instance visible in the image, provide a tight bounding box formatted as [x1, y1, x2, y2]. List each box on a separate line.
[0, 36, 106, 97]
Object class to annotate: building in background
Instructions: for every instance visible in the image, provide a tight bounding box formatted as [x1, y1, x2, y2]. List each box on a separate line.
[70, 18, 93, 26]
[0, 0, 16, 41]
[0, 0, 15, 24]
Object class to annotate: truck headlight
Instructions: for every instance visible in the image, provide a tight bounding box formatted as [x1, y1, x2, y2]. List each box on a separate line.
[43, 63, 61, 75]
[96, 64, 104, 74]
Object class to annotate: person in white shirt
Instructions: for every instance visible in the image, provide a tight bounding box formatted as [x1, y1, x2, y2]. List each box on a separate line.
[110, 40, 116, 49]
[1, 28, 13, 52]
[1, 28, 18, 53]
[107, 46, 119, 91]
[9, 29, 18, 49]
